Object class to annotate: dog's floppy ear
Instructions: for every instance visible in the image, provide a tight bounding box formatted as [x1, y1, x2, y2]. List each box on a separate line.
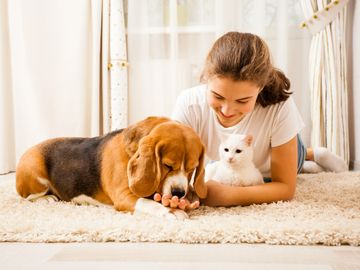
[127, 136, 162, 198]
[193, 146, 207, 199]
[122, 116, 169, 157]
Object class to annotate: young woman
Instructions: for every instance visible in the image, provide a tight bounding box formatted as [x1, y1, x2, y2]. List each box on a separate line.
[154, 32, 348, 209]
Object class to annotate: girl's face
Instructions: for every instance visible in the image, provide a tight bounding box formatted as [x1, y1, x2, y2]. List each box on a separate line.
[206, 76, 261, 128]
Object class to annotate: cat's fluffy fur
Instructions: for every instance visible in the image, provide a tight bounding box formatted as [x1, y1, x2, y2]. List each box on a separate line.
[205, 134, 263, 186]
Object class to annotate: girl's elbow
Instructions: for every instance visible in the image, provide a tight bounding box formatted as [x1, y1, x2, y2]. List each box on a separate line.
[283, 185, 296, 201]
[283, 192, 294, 201]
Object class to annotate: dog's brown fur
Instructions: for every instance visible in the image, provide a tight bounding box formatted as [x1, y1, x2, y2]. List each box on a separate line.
[16, 117, 207, 214]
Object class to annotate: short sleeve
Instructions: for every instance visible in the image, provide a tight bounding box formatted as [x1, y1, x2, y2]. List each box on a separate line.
[171, 88, 202, 134]
[270, 97, 305, 147]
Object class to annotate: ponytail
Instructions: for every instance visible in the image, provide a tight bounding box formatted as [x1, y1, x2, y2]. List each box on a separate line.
[257, 68, 292, 107]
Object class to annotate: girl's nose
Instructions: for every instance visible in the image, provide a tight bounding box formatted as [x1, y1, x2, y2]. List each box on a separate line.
[221, 103, 235, 116]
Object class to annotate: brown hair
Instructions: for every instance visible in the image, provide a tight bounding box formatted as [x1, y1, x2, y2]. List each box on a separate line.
[200, 32, 291, 107]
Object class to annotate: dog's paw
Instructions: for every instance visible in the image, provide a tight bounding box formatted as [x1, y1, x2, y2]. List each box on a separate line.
[27, 194, 59, 203]
[161, 209, 188, 221]
[170, 209, 189, 220]
[134, 198, 189, 220]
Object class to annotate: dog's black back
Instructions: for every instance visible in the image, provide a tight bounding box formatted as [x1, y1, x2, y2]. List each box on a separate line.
[42, 130, 123, 201]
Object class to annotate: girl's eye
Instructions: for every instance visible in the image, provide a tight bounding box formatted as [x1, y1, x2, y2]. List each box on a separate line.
[224, 148, 229, 152]
[236, 149, 242, 153]
[236, 100, 249, 104]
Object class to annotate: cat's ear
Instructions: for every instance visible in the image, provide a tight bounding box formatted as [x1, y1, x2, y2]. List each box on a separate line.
[245, 135, 253, 146]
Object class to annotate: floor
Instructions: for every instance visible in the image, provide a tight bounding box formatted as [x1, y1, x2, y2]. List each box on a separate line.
[1, 173, 360, 270]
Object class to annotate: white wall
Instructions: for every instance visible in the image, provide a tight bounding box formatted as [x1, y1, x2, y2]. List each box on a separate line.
[349, 0, 360, 170]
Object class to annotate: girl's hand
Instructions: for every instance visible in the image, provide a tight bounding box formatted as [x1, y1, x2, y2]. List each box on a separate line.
[153, 193, 200, 211]
[202, 180, 228, 206]
[153, 181, 229, 208]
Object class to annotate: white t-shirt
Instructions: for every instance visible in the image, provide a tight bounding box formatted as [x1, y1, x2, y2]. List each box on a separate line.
[171, 84, 305, 177]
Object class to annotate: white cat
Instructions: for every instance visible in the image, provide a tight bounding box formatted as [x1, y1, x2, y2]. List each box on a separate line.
[205, 134, 263, 186]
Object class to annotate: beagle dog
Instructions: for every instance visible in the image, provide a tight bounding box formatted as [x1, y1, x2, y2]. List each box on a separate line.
[16, 117, 207, 220]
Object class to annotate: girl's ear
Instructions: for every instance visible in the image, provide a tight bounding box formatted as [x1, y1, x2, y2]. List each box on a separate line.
[245, 135, 253, 146]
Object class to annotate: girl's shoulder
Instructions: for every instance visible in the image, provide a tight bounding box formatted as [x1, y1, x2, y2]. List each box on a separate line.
[172, 84, 210, 126]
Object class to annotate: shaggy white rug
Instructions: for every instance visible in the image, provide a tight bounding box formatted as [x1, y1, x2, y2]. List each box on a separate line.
[0, 172, 359, 245]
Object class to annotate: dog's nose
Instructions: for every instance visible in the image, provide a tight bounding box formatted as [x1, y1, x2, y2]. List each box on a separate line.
[171, 188, 185, 198]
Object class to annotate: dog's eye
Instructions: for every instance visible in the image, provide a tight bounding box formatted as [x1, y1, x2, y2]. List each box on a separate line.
[236, 149, 242, 154]
[224, 148, 229, 152]
[164, 164, 173, 171]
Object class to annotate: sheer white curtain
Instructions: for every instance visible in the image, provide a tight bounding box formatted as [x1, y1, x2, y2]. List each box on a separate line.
[0, 0, 111, 174]
[0, 0, 15, 174]
[126, 0, 312, 143]
[301, 0, 350, 164]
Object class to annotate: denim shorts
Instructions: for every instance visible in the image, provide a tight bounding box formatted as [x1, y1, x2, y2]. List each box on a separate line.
[264, 135, 306, 183]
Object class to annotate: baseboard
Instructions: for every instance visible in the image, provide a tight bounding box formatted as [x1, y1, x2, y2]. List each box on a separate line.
[350, 160, 360, 171]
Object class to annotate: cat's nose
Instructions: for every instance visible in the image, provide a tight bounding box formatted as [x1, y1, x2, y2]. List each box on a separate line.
[228, 157, 233, 163]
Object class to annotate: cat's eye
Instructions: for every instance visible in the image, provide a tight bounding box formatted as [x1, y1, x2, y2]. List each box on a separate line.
[224, 148, 229, 152]
[236, 149, 242, 153]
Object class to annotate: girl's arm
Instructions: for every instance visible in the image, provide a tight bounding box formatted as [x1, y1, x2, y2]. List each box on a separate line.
[203, 136, 298, 206]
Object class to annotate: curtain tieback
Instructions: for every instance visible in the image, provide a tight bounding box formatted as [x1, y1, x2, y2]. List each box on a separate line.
[108, 59, 129, 70]
[300, 0, 349, 35]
